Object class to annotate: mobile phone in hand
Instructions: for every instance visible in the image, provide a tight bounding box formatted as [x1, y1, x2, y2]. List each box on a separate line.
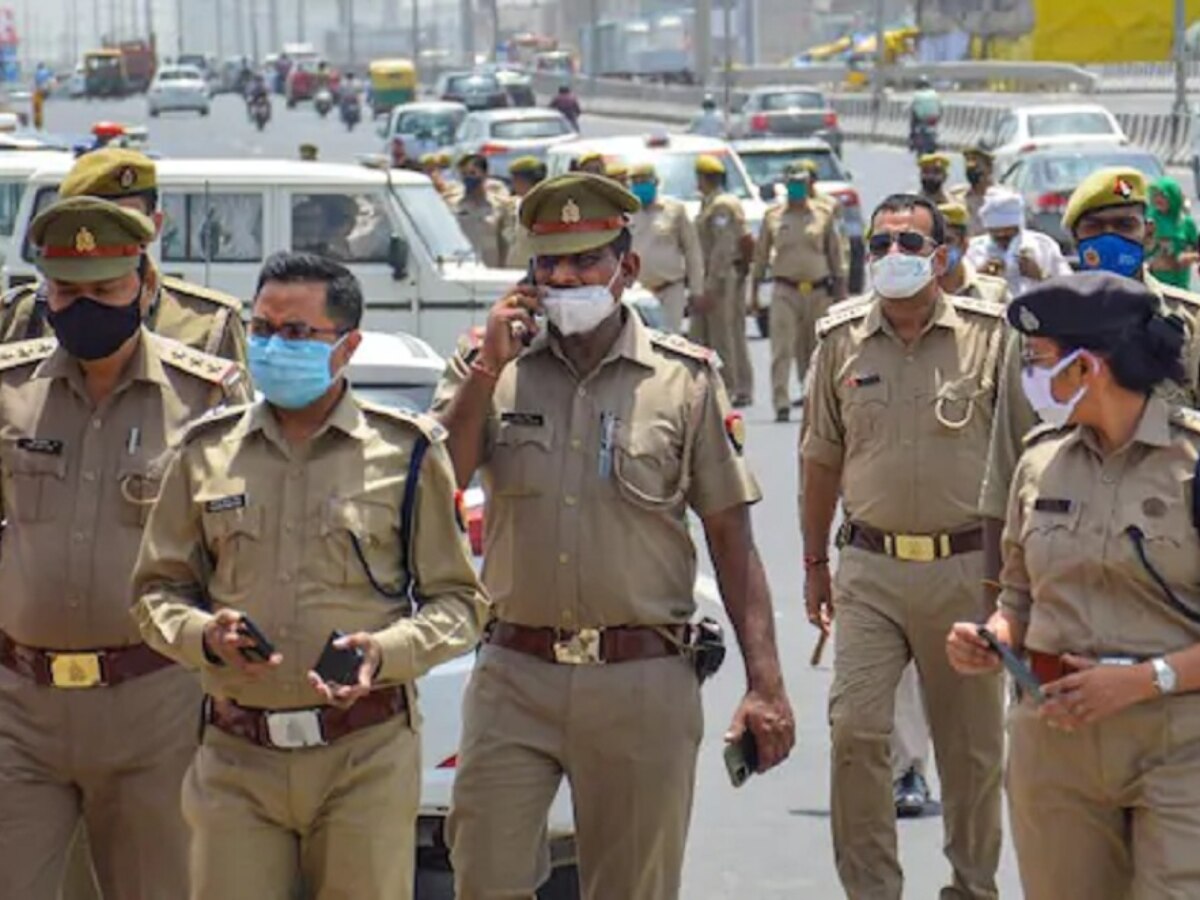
[976, 626, 1044, 704]
[236, 616, 275, 663]
[312, 630, 364, 686]
[723, 730, 760, 788]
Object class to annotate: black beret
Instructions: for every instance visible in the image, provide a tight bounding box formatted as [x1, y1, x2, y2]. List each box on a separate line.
[1007, 271, 1156, 339]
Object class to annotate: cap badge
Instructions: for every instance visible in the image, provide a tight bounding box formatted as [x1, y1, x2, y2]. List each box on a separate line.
[1018, 306, 1040, 331]
[561, 198, 581, 224]
[1114, 178, 1133, 199]
[1082, 247, 1101, 268]
[74, 227, 97, 254]
[117, 166, 137, 190]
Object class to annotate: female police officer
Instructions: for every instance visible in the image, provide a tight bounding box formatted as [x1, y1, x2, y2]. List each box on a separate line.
[946, 270, 1200, 899]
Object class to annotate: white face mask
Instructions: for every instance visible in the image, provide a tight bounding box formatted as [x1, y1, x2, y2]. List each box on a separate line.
[542, 256, 623, 336]
[869, 252, 936, 299]
[1020, 349, 1088, 428]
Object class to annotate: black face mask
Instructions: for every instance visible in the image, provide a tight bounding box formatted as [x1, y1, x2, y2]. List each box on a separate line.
[966, 166, 986, 186]
[921, 177, 945, 195]
[47, 291, 142, 361]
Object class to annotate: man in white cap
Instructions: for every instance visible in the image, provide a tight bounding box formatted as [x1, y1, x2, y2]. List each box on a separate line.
[966, 189, 1069, 298]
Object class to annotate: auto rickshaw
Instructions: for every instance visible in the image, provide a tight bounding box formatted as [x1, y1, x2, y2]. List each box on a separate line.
[369, 59, 417, 118]
[83, 49, 128, 98]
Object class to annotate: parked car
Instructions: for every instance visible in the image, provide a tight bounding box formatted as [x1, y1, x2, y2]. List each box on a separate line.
[380, 100, 467, 160]
[984, 103, 1128, 174]
[732, 137, 866, 300]
[455, 108, 576, 182]
[998, 144, 1166, 256]
[67, 63, 86, 98]
[437, 71, 508, 111]
[728, 87, 843, 155]
[146, 65, 211, 117]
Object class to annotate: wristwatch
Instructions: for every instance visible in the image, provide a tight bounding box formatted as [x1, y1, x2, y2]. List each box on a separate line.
[1151, 657, 1178, 695]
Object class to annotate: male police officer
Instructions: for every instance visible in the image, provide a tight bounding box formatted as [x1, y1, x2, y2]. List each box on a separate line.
[0, 196, 250, 900]
[938, 202, 1011, 304]
[132, 251, 488, 900]
[504, 155, 547, 270]
[452, 152, 510, 268]
[948, 146, 994, 237]
[916, 153, 952, 206]
[435, 173, 794, 899]
[0, 149, 248, 366]
[628, 161, 704, 335]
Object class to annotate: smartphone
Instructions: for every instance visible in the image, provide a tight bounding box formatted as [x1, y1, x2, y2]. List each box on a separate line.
[312, 630, 364, 686]
[976, 626, 1044, 704]
[723, 730, 759, 788]
[236, 616, 276, 663]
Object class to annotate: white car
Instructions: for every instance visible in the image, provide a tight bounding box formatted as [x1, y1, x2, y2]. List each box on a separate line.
[147, 65, 211, 117]
[984, 103, 1127, 173]
[454, 108, 577, 182]
[67, 63, 86, 98]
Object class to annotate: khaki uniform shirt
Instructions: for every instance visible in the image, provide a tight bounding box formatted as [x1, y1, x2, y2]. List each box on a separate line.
[453, 193, 508, 268]
[432, 312, 760, 629]
[695, 192, 748, 297]
[0, 271, 248, 367]
[752, 200, 845, 284]
[629, 197, 704, 295]
[959, 260, 1011, 305]
[804, 291, 1007, 534]
[918, 186, 952, 207]
[977, 272, 1200, 521]
[1000, 398, 1200, 658]
[949, 184, 988, 237]
[0, 331, 251, 651]
[132, 390, 489, 711]
[503, 196, 533, 270]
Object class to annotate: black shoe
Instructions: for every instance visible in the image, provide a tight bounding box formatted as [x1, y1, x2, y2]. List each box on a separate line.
[775, 408, 789, 423]
[894, 768, 930, 818]
[732, 395, 752, 409]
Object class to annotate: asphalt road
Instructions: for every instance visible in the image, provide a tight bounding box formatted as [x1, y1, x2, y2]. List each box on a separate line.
[36, 91, 1023, 897]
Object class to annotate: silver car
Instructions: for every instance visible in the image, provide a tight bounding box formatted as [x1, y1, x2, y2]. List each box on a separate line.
[455, 108, 577, 182]
[381, 100, 467, 160]
[147, 65, 210, 117]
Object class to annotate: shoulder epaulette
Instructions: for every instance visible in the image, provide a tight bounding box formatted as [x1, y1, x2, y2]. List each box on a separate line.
[1170, 406, 1200, 435]
[649, 331, 716, 366]
[1022, 421, 1070, 447]
[816, 299, 871, 338]
[950, 294, 1005, 318]
[358, 399, 448, 443]
[1154, 278, 1200, 310]
[0, 337, 56, 371]
[1, 282, 39, 309]
[154, 335, 244, 388]
[180, 404, 248, 443]
[160, 275, 243, 312]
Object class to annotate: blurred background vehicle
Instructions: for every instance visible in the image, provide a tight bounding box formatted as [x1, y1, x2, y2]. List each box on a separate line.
[728, 87, 843, 155]
[147, 65, 211, 117]
[985, 103, 1128, 173]
[436, 71, 508, 111]
[455, 108, 575, 182]
[381, 100, 467, 160]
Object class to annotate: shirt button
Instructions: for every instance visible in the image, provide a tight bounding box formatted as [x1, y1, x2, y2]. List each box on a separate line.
[282, 683, 294, 692]
[283, 521, 295, 533]
[564, 495, 577, 507]
[561, 609, 574, 624]
[280, 572, 293, 583]
[558, 552, 569, 565]
[72, 531, 85, 542]
[1102, 474, 1116, 484]
[82, 471, 96, 482]
[577, 387, 587, 398]
[570, 438, 582, 451]
[91, 417, 102, 429]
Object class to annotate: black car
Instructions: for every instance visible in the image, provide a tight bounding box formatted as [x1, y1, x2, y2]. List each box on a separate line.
[437, 72, 508, 111]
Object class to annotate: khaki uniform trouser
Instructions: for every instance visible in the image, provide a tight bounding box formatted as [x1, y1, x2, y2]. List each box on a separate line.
[0, 664, 198, 900]
[1008, 692, 1200, 899]
[891, 662, 930, 780]
[690, 273, 753, 399]
[830, 546, 1003, 900]
[651, 281, 688, 335]
[770, 282, 831, 413]
[447, 644, 703, 900]
[183, 712, 419, 900]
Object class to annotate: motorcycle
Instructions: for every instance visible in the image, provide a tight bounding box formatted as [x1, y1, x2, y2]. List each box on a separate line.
[314, 87, 333, 118]
[340, 93, 362, 132]
[250, 94, 271, 132]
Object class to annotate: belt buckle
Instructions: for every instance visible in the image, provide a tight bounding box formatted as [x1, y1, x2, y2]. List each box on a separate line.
[553, 628, 604, 665]
[889, 534, 937, 562]
[265, 709, 327, 749]
[49, 652, 104, 688]
[799, 280, 813, 295]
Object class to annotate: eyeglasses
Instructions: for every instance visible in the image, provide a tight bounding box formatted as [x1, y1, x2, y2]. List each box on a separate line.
[249, 318, 348, 341]
[867, 230, 936, 257]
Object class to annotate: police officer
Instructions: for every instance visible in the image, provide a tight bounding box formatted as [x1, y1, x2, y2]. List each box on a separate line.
[0, 149, 248, 366]
[451, 152, 510, 268]
[948, 146, 994, 237]
[605, 160, 630, 188]
[628, 161, 704, 336]
[916, 153, 952, 206]
[938, 202, 1011, 304]
[575, 151, 606, 176]
[421, 151, 458, 201]
[131, 251, 488, 900]
[298, 142, 319, 161]
[504, 155, 546, 270]
[0, 196, 251, 900]
[948, 272, 1200, 900]
[803, 193, 1005, 900]
[434, 173, 794, 899]
[693, 154, 755, 407]
[753, 160, 847, 422]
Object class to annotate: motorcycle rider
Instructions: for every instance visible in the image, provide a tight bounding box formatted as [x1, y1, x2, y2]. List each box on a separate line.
[339, 73, 363, 128]
[548, 83, 581, 130]
[909, 76, 941, 152]
[689, 93, 724, 137]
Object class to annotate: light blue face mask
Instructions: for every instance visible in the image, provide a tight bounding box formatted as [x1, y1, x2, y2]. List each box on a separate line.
[248, 333, 345, 410]
[630, 180, 657, 207]
[786, 180, 811, 202]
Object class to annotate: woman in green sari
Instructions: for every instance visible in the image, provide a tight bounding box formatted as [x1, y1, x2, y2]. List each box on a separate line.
[1147, 175, 1199, 289]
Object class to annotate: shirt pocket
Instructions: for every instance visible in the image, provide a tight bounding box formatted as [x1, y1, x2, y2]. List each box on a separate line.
[200, 503, 264, 594]
[320, 497, 401, 589]
[1, 438, 66, 523]
[841, 380, 889, 451]
[613, 421, 684, 511]
[489, 420, 555, 498]
[1020, 501, 1082, 579]
[932, 373, 988, 435]
[117, 455, 168, 528]
[1119, 496, 1200, 595]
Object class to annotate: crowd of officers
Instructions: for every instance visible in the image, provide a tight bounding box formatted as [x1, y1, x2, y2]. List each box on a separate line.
[2, 131, 1200, 900]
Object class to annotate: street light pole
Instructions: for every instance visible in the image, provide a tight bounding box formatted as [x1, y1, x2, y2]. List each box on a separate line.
[347, 0, 356, 66]
[1173, 0, 1189, 150]
[411, 0, 420, 74]
[721, 0, 731, 133]
[298, 0, 306, 42]
[871, 0, 884, 131]
[175, 0, 183, 54]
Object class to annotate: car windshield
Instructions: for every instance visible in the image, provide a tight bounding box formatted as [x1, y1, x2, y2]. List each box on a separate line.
[351, 383, 436, 413]
[1028, 112, 1115, 138]
[393, 183, 477, 262]
[449, 75, 498, 92]
[491, 117, 569, 139]
[738, 149, 842, 185]
[158, 69, 200, 82]
[643, 151, 753, 200]
[394, 109, 464, 142]
[759, 91, 825, 111]
[1034, 153, 1164, 190]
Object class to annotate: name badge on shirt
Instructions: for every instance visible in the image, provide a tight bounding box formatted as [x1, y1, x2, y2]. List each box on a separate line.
[843, 373, 881, 388]
[500, 411, 545, 427]
[17, 437, 63, 455]
[1033, 497, 1073, 514]
[205, 494, 247, 513]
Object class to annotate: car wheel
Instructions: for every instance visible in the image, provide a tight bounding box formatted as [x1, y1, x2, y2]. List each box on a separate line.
[537, 864, 580, 900]
[756, 309, 770, 339]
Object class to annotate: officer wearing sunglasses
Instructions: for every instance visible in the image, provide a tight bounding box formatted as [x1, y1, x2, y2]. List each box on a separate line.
[801, 193, 1008, 899]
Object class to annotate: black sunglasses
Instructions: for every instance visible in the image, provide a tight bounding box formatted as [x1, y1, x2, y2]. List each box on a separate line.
[868, 230, 936, 257]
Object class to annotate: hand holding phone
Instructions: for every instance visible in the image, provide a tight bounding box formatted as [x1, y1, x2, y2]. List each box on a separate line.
[235, 615, 276, 663]
[976, 626, 1044, 704]
[723, 730, 760, 788]
[312, 630, 364, 687]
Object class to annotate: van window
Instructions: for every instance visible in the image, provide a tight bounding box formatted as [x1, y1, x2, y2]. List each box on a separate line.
[0, 178, 27, 237]
[20, 186, 70, 262]
[162, 192, 264, 262]
[393, 183, 477, 262]
[291, 193, 392, 262]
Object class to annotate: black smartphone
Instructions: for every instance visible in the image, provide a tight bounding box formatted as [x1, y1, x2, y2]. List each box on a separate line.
[313, 630, 364, 686]
[723, 730, 759, 788]
[976, 626, 1044, 704]
[236, 616, 275, 663]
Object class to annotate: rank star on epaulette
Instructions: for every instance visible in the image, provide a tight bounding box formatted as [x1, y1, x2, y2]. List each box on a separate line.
[724, 412, 745, 455]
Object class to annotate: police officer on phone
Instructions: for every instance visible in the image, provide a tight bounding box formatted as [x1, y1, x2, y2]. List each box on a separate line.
[131, 252, 488, 900]
[434, 173, 794, 900]
[0, 196, 251, 899]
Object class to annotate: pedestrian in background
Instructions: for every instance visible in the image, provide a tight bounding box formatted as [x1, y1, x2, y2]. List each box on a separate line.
[1147, 174, 1198, 289]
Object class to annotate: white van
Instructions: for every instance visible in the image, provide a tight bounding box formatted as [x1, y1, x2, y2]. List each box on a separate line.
[0, 149, 73, 267]
[4, 158, 521, 356]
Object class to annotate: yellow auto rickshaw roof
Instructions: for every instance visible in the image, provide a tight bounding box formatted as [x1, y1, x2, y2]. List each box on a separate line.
[369, 59, 416, 75]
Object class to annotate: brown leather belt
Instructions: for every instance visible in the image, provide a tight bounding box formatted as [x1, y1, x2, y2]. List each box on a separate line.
[206, 686, 409, 750]
[0, 630, 174, 689]
[487, 621, 686, 665]
[774, 275, 833, 294]
[843, 521, 983, 562]
[1028, 650, 1143, 685]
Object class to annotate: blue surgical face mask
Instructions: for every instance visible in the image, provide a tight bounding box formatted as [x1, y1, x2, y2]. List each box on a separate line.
[946, 245, 963, 271]
[630, 181, 657, 206]
[248, 333, 345, 410]
[786, 180, 810, 202]
[461, 174, 483, 192]
[1077, 232, 1144, 278]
